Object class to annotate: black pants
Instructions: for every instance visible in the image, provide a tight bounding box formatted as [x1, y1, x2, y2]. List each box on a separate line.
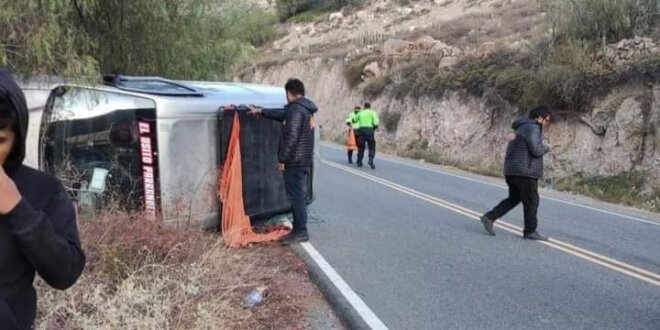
[348, 150, 354, 162]
[356, 128, 376, 164]
[283, 166, 310, 232]
[485, 176, 539, 235]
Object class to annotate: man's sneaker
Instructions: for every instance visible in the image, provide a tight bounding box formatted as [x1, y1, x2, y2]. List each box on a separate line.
[281, 230, 309, 245]
[523, 231, 548, 241]
[368, 161, 376, 169]
[480, 215, 496, 236]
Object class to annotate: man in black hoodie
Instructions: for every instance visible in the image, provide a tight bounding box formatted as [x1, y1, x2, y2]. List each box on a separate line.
[0, 69, 86, 329]
[249, 79, 318, 244]
[480, 105, 552, 241]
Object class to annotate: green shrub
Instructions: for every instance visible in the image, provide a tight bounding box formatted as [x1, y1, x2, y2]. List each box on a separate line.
[363, 42, 660, 113]
[399, 140, 443, 164]
[1, 1, 277, 79]
[545, 0, 660, 44]
[288, 7, 332, 23]
[228, 8, 279, 47]
[276, 0, 364, 22]
[556, 174, 660, 212]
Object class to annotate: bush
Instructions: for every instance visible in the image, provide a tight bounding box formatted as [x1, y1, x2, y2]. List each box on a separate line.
[363, 76, 392, 99]
[344, 55, 381, 88]
[345, 60, 368, 88]
[366, 42, 660, 113]
[276, 0, 364, 22]
[228, 8, 279, 47]
[556, 174, 660, 212]
[0, 0, 97, 76]
[545, 0, 660, 44]
[399, 140, 443, 164]
[288, 7, 333, 23]
[1, 1, 277, 79]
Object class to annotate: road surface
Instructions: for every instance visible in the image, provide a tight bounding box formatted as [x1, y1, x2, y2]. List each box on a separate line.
[307, 144, 660, 330]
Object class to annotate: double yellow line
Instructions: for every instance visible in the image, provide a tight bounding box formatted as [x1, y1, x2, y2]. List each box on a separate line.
[322, 159, 660, 287]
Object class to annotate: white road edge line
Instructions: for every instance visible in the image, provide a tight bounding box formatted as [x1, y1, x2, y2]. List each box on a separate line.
[321, 159, 660, 287]
[300, 242, 389, 330]
[321, 143, 660, 226]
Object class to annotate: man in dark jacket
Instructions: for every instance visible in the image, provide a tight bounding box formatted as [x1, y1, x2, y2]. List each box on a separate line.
[480, 105, 552, 241]
[0, 69, 86, 329]
[249, 79, 318, 244]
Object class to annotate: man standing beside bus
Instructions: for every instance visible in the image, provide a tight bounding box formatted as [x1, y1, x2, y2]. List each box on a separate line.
[249, 79, 318, 244]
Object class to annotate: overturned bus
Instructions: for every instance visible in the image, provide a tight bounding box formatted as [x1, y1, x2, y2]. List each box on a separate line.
[37, 75, 318, 228]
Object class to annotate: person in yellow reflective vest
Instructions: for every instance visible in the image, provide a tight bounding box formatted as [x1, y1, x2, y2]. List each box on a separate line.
[355, 102, 379, 169]
[345, 106, 360, 164]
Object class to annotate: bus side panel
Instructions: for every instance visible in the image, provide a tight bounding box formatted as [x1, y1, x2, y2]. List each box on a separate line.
[157, 116, 220, 228]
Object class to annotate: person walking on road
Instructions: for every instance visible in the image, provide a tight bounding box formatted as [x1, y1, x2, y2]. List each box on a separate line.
[345, 106, 360, 164]
[480, 105, 552, 241]
[356, 102, 379, 169]
[248, 79, 318, 244]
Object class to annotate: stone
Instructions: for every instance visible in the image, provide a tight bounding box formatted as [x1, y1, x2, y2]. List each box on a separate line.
[398, 7, 414, 15]
[477, 42, 497, 57]
[416, 35, 437, 50]
[382, 38, 410, 55]
[606, 37, 659, 64]
[430, 42, 462, 57]
[355, 10, 371, 21]
[363, 61, 382, 79]
[329, 12, 344, 22]
[511, 39, 532, 54]
[439, 56, 460, 68]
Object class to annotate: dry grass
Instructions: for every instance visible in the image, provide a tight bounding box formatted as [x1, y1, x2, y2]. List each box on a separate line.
[399, 0, 545, 48]
[35, 212, 323, 330]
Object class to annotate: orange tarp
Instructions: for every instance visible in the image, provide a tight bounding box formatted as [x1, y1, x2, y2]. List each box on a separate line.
[218, 111, 290, 248]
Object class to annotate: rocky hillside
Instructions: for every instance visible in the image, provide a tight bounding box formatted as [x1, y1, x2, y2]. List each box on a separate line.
[237, 0, 660, 211]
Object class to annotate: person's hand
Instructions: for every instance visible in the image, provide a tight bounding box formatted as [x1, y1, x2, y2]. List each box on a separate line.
[247, 105, 262, 117]
[276, 162, 286, 171]
[0, 166, 21, 214]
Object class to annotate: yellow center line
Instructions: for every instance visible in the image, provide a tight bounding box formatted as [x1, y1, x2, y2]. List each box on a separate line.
[322, 159, 660, 287]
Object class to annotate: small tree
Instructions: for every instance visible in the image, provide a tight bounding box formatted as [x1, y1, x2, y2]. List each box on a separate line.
[0, 0, 98, 76]
[1, 0, 278, 79]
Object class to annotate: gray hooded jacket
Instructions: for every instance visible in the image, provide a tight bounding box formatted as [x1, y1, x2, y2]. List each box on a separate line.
[503, 117, 549, 179]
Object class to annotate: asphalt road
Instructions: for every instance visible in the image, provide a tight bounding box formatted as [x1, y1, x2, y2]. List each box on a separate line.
[307, 144, 660, 330]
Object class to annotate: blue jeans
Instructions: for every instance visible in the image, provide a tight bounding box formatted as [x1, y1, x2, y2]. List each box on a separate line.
[283, 166, 310, 232]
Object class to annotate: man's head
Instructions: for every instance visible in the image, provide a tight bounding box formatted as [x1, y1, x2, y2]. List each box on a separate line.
[285, 78, 305, 103]
[529, 105, 551, 127]
[364, 102, 371, 109]
[0, 98, 17, 165]
[354, 106, 361, 113]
